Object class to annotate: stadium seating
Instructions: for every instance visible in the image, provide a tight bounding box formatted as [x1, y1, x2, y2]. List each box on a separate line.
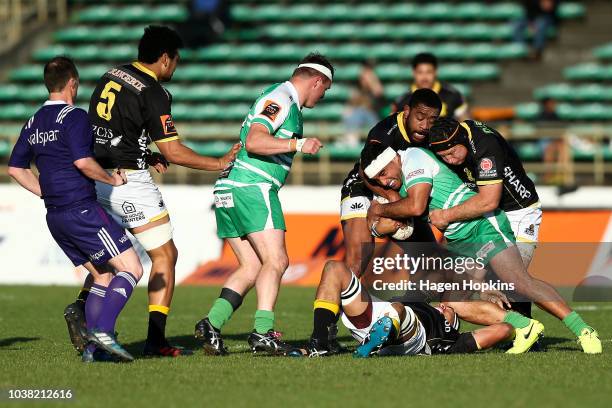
[0, 0, 588, 166]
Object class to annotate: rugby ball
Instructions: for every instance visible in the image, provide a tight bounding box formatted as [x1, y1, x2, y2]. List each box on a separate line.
[373, 196, 414, 240]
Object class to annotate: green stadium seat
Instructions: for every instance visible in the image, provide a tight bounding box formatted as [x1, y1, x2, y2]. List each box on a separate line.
[74, 5, 187, 23]
[514, 102, 540, 120]
[0, 138, 11, 157]
[184, 141, 235, 157]
[594, 43, 612, 61]
[565, 64, 612, 81]
[558, 2, 586, 19]
[0, 104, 36, 120]
[55, 26, 145, 43]
[513, 142, 542, 161]
[535, 84, 612, 102]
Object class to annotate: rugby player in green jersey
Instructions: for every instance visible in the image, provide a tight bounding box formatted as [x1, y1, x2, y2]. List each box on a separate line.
[194, 53, 333, 355]
[362, 143, 602, 354]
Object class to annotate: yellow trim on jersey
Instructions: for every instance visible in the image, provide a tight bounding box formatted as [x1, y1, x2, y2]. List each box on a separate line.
[411, 81, 441, 94]
[516, 236, 537, 243]
[460, 121, 472, 141]
[149, 304, 170, 315]
[340, 213, 367, 221]
[132, 61, 158, 81]
[156, 136, 179, 143]
[149, 210, 169, 223]
[396, 111, 410, 143]
[477, 180, 503, 185]
[314, 299, 340, 315]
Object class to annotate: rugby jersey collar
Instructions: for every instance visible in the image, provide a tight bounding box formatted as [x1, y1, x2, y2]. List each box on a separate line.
[44, 100, 68, 106]
[132, 61, 158, 81]
[284, 81, 301, 110]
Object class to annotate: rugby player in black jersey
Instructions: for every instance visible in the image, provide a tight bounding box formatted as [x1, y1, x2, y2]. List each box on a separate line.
[340, 89, 441, 277]
[427, 117, 541, 324]
[64, 25, 239, 357]
[392, 53, 468, 120]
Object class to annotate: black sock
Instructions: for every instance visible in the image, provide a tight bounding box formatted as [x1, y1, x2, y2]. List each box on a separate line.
[147, 311, 168, 347]
[75, 289, 89, 309]
[312, 308, 336, 343]
[509, 302, 532, 318]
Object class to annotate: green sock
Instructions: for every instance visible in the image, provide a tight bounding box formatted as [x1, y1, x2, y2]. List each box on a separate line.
[207, 298, 234, 331]
[562, 311, 590, 337]
[503, 311, 531, 329]
[254, 310, 275, 334]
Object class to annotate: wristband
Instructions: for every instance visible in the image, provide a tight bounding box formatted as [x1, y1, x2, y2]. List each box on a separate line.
[296, 138, 307, 152]
[370, 219, 383, 238]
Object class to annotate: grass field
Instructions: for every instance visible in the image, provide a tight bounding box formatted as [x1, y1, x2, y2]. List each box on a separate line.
[1, 285, 611, 408]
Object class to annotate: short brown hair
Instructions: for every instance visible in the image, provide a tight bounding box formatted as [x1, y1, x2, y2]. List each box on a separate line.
[43, 56, 79, 92]
[292, 52, 334, 81]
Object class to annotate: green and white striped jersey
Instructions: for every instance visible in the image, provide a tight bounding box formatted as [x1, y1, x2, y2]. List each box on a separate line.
[219, 81, 303, 190]
[398, 148, 480, 240]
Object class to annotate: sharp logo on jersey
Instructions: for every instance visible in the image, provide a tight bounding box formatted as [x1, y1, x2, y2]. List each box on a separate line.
[504, 166, 532, 199]
[261, 100, 281, 121]
[350, 202, 364, 210]
[478, 157, 497, 178]
[160, 115, 178, 136]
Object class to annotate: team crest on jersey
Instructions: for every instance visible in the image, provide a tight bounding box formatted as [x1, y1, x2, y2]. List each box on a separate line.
[261, 100, 281, 121]
[478, 157, 497, 178]
[160, 114, 178, 136]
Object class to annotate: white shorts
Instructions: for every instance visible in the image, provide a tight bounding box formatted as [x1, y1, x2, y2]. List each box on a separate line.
[341, 298, 427, 356]
[340, 196, 370, 221]
[506, 203, 542, 267]
[95, 170, 169, 229]
[506, 204, 542, 243]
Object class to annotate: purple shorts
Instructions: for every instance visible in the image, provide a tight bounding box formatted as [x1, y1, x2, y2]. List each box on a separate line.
[46, 200, 132, 266]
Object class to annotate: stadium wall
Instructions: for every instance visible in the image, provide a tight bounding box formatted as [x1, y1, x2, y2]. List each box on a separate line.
[0, 185, 611, 286]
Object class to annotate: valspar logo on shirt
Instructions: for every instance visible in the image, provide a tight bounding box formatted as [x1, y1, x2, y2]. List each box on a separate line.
[28, 129, 59, 147]
[214, 193, 235, 208]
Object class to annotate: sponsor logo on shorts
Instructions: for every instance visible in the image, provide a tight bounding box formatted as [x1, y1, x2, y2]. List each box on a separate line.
[89, 249, 106, 261]
[476, 241, 496, 259]
[122, 212, 146, 224]
[524, 224, 535, 236]
[122, 201, 136, 214]
[350, 202, 364, 210]
[119, 234, 129, 244]
[260, 100, 281, 121]
[158, 200, 164, 208]
[214, 193, 235, 208]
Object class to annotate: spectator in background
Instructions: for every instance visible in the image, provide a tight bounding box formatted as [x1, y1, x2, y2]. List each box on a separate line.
[514, 0, 560, 60]
[179, 0, 232, 48]
[537, 97, 571, 184]
[392, 53, 468, 120]
[341, 60, 385, 146]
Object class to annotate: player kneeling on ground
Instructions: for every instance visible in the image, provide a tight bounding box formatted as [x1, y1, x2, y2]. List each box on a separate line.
[302, 261, 513, 357]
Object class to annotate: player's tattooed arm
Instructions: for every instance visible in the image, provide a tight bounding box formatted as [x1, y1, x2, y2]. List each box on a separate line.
[367, 183, 431, 229]
[429, 182, 502, 230]
[7, 167, 42, 197]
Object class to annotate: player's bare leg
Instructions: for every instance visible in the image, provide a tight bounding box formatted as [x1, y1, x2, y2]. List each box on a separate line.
[131, 215, 189, 356]
[195, 237, 261, 355]
[490, 246, 601, 353]
[341, 218, 374, 277]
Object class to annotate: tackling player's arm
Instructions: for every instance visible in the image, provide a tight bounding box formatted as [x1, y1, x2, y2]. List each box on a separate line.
[430, 133, 504, 230]
[156, 139, 240, 171]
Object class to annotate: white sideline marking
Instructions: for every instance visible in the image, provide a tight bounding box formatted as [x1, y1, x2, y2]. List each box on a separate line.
[573, 305, 612, 311]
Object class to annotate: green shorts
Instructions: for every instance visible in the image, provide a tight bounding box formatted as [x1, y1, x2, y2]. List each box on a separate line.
[446, 210, 516, 265]
[213, 183, 285, 238]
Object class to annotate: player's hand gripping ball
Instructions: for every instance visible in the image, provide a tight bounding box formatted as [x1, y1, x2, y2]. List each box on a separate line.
[373, 196, 414, 240]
